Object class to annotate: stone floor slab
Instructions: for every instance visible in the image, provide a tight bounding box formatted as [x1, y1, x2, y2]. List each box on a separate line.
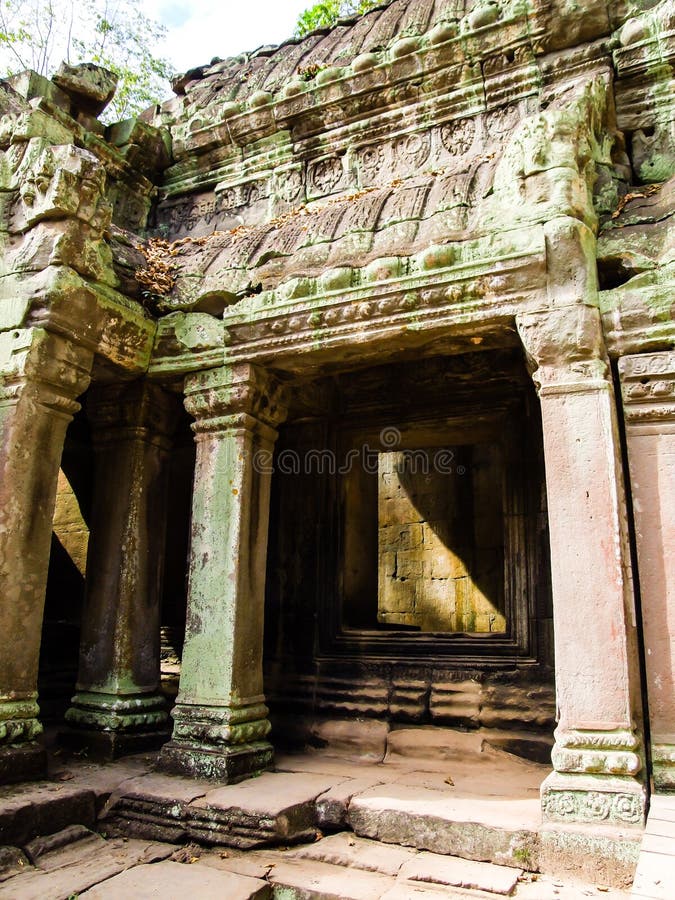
[187, 771, 343, 847]
[288, 831, 418, 876]
[399, 851, 521, 894]
[81, 859, 271, 899]
[0, 837, 174, 900]
[316, 775, 387, 828]
[348, 782, 540, 869]
[262, 857, 395, 899]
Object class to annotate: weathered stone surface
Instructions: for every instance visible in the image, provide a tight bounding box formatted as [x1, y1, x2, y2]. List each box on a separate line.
[246, 857, 393, 900]
[399, 851, 521, 895]
[52, 63, 118, 116]
[187, 771, 337, 847]
[0, 0, 672, 879]
[287, 831, 418, 876]
[315, 776, 386, 829]
[81, 860, 271, 899]
[0, 783, 97, 846]
[0, 842, 176, 900]
[0, 846, 29, 882]
[348, 782, 541, 869]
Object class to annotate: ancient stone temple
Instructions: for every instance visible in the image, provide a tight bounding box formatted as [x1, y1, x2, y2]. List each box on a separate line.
[0, 0, 673, 886]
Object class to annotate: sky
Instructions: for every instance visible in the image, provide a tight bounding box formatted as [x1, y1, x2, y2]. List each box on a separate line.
[141, 1, 315, 74]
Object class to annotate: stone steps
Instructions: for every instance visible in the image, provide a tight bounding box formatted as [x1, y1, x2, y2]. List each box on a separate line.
[0, 819, 633, 899]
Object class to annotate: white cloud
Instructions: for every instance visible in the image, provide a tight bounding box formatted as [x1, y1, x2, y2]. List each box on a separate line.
[143, 0, 313, 74]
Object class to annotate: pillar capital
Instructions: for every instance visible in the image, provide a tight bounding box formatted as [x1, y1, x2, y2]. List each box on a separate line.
[618, 350, 675, 425]
[86, 379, 181, 446]
[516, 305, 609, 394]
[0, 328, 93, 417]
[183, 363, 289, 435]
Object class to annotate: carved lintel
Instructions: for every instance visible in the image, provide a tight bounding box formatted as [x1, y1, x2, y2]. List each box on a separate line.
[0, 328, 93, 418]
[516, 305, 610, 394]
[618, 351, 675, 424]
[183, 363, 289, 435]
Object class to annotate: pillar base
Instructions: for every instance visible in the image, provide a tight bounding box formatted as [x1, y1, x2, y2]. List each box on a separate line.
[652, 742, 675, 791]
[63, 692, 169, 759]
[59, 727, 171, 761]
[541, 771, 646, 827]
[158, 739, 274, 782]
[0, 742, 47, 784]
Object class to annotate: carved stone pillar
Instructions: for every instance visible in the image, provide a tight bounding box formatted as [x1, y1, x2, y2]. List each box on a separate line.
[619, 351, 675, 790]
[64, 381, 179, 758]
[158, 363, 288, 781]
[0, 328, 92, 783]
[517, 305, 646, 827]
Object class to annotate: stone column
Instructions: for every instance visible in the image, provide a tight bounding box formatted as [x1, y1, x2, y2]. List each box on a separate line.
[517, 305, 646, 828]
[159, 363, 288, 781]
[64, 381, 179, 758]
[619, 351, 675, 790]
[0, 328, 92, 783]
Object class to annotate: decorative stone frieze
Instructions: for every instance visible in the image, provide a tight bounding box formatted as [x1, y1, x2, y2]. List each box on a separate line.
[0, 328, 92, 783]
[619, 350, 675, 790]
[517, 306, 646, 826]
[64, 381, 180, 758]
[158, 364, 288, 781]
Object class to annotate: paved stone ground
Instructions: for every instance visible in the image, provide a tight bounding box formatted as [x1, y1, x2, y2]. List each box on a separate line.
[0, 827, 631, 899]
[0, 731, 641, 898]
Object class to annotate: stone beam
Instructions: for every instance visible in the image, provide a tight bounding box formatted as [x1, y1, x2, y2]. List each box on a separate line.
[158, 363, 288, 781]
[517, 304, 646, 828]
[0, 328, 92, 783]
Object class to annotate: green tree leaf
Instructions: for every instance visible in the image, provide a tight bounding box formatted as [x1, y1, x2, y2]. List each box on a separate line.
[0, 0, 173, 121]
[294, 0, 380, 39]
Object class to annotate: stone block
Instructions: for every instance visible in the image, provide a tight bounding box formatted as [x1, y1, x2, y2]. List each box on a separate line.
[538, 825, 640, 888]
[261, 857, 393, 899]
[0, 783, 96, 847]
[52, 63, 118, 117]
[348, 783, 540, 870]
[82, 860, 271, 899]
[429, 681, 482, 727]
[188, 772, 337, 846]
[394, 551, 424, 579]
[379, 523, 424, 550]
[399, 851, 521, 895]
[288, 831, 417, 876]
[314, 778, 385, 829]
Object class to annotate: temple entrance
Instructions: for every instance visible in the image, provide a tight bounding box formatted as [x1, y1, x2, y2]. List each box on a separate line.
[264, 347, 555, 746]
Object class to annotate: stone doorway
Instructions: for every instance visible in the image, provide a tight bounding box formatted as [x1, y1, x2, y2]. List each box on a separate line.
[264, 348, 555, 747]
